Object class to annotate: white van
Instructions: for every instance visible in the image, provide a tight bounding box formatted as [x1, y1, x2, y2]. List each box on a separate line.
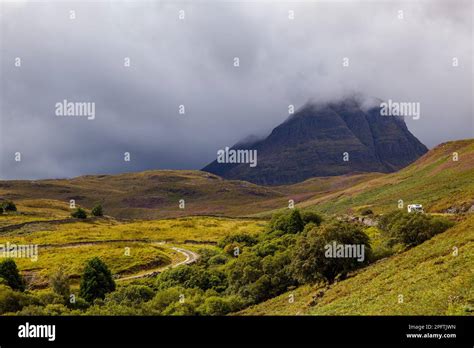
[407, 204, 424, 213]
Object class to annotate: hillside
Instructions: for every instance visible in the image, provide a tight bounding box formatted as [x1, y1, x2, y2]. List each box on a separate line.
[203, 97, 428, 185]
[297, 139, 474, 216]
[240, 214, 474, 315]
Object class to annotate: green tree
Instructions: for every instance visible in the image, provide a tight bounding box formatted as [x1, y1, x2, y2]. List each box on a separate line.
[290, 222, 372, 284]
[287, 210, 305, 234]
[0, 259, 25, 291]
[91, 204, 104, 217]
[379, 211, 453, 247]
[79, 257, 115, 302]
[2, 201, 17, 212]
[71, 207, 87, 219]
[301, 211, 323, 226]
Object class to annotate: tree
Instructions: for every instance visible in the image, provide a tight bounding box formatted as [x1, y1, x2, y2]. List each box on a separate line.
[287, 210, 305, 234]
[301, 211, 323, 226]
[91, 204, 103, 217]
[290, 222, 372, 284]
[71, 207, 87, 219]
[379, 211, 453, 247]
[0, 259, 25, 291]
[79, 257, 115, 302]
[50, 267, 70, 301]
[2, 201, 17, 212]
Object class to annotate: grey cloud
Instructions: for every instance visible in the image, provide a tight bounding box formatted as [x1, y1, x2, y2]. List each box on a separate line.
[0, 0, 472, 179]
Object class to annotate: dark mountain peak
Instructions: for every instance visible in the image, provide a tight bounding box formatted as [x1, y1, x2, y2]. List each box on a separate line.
[203, 96, 428, 185]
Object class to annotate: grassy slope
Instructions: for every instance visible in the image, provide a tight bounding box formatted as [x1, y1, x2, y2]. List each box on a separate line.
[240, 215, 474, 315]
[0, 216, 267, 287]
[298, 139, 474, 215]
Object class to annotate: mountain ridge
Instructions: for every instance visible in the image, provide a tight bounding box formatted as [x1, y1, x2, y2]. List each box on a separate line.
[203, 97, 428, 185]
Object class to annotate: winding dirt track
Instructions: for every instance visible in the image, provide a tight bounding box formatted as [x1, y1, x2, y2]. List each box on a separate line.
[118, 247, 200, 281]
[35, 240, 200, 281]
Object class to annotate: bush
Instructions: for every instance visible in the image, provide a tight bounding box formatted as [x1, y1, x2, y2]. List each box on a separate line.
[0, 285, 36, 314]
[2, 201, 17, 212]
[217, 233, 258, 249]
[50, 267, 70, 301]
[156, 265, 227, 293]
[379, 211, 454, 247]
[0, 259, 25, 291]
[91, 204, 104, 217]
[226, 250, 295, 304]
[287, 210, 305, 234]
[105, 285, 154, 305]
[269, 210, 305, 234]
[0, 207, 3, 214]
[197, 295, 245, 316]
[290, 222, 372, 284]
[301, 211, 323, 226]
[71, 208, 87, 219]
[79, 257, 115, 302]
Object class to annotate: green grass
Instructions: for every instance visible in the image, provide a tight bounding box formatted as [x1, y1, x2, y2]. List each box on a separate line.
[299, 139, 474, 215]
[240, 215, 474, 315]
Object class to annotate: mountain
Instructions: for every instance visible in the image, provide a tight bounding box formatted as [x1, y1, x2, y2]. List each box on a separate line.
[203, 97, 428, 185]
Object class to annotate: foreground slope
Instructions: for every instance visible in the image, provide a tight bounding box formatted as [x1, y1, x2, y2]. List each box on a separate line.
[240, 214, 474, 315]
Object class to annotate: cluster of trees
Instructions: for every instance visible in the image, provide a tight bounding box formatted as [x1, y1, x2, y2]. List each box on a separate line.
[378, 211, 454, 247]
[0, 256, 116, 315]
[71, 203, 104, 219]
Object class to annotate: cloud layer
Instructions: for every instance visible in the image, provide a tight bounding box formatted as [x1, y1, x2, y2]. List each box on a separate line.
[1, 0, 472, 179]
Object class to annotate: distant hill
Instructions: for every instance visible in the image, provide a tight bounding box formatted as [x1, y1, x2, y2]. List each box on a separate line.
[1, 139, 472, 220]
[203, 97, 428, 185]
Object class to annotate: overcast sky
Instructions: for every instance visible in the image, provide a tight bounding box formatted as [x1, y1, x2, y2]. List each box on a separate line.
[0, 0, 472, 180]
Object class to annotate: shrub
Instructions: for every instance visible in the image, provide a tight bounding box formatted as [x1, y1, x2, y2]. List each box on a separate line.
[197, 295, 245, 316]
[2, 201, 17, 212]
[79, 257, 115, 302]
[269, 210, 306, 234]
[287, 210, 305, 234]
[105, 285, 154, 305]
[0, 259, 25, 291]
[91, 204, 104, 217]
[301, 211, 323, 226]
[360, 208, 374, 216]
[290, 222, 372, 284]
[156, 265, 227, 293]
[71, 207, 87, 219]
[379, 211, 454, 247]
[50, 267, 70, 301]
[270, 213, 290, 232]
[208, 254, 229, 265]
[0, 285, 35, 314]
[217, 233, 258, 249]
